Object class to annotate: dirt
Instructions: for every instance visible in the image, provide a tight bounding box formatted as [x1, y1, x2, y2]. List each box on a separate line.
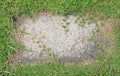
[9, 12, 115, 65]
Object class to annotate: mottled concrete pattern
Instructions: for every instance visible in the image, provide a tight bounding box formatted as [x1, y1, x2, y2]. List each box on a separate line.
[10, 13, 101, 64]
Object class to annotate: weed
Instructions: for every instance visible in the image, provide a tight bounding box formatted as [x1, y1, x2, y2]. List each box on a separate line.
[62, 25, 67, 29]
[47, 47, 51, 51]
[62, 18, 67, 22]
[31, 17, 36, 23]
[21, 31, 30, 35]
[65, 29, 69, 33]
[41, 46, 51, 51]
[100, 22, 105, 27]
[66, 22, 70, 25]
[75, 16, 80, 23]
[78, 19, 85, 28]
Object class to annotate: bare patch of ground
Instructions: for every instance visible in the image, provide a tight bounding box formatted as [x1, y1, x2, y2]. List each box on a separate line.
[9, 12, 115, 65]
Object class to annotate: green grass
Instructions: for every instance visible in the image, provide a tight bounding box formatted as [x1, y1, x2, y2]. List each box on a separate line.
[0, 0, 120, 75]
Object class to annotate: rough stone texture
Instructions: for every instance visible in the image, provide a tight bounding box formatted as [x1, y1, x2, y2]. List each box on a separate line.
[10, 13, 101, 64]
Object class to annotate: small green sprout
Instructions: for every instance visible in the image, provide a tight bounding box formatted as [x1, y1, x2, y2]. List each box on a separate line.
[47, 47, 51, 51]
[41, 46, 51, 51]
[21, 31, 30, 34]
[101, 22, 105, 27]
[65, 29, 69, 33]
[66, 22, 70, 25]
[62, 19, 67, 22]
[75, 17, 80, 23]
[78, 19, 85, 28]
[96, 29, 100, 33]
[62, 25, 67, 29]
[31, 17, 36, 22]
